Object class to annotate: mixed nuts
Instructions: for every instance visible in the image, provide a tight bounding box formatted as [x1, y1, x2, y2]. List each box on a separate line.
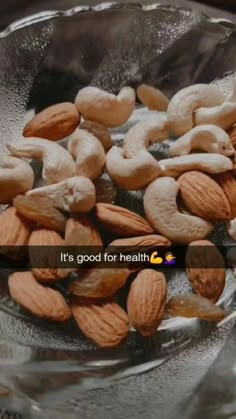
[1, 80, 236, 348]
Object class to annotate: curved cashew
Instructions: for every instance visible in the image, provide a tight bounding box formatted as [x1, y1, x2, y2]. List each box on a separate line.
[106, 146, 161, 190]
[169, 125, 235, 157]
[67, 129, 106, 180]
[7, 138, 75, 185]
[80, 120, 112, 151]
[194, 81, 236, 130]
[75, 86, 135, 127]
[25, 176, 96, 213]
[137, 84, 169, 111]
[167, 84, 225, 136]
[143, 177, 213, 243]
[0, 155, 34, 204]
[159, 153, 233, 177]
[123, 115, 168, 158]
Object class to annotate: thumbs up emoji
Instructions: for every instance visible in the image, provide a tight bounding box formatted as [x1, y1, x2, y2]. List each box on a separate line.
[150, 251, 163, 265]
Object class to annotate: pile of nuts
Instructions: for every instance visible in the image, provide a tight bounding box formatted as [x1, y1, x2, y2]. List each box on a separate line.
[1, 80, 236, 348]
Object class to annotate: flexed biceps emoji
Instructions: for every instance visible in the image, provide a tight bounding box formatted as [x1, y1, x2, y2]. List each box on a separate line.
[150, 251, 163, 265]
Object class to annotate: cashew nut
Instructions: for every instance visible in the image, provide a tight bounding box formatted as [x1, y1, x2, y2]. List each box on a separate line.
[227, 78, 236, 102]
[25, 176, 96, 213]
[80, 120, 112, 151]
[169, 125, 235, 157]
[167, 84, 225, 136]
[194, 80, 236, 130]
[75, 86, 135, 127]
[7, 138, 75, 185]
[67, 129, 106, 180]
[143, 177, 213, 243]
[227, 219, 236, 240]
[106, 146, 161, 190]
[159, 153, 233, 177]
[0, 155, 34, 204]
[137, 84, 169, 111]
[123, 115, 168, 158]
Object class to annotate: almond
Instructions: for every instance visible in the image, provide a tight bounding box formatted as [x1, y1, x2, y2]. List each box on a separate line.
[109, 234, 171, 249]
[65, 215, 103, 246]
[214, 172, 236, 218]
[186, 240, 226, 303]
[23, 102, 80, 141]
[29, 228, 65, 283]
[106, 235, 171, 262]
[8, 271, 71, 322]
[13, 194, 67, 233]
[95, 203, 154, 236]
[127, 269, 167, 337]
[58, 215, 103, 280]
[71, 297, 130, 348]
[229, 125, 236, 148]
[69, 268, 131, 298]
[232, 158, 236, 173]
[0, 207, 34, 260]
[178, 170, 231, 221]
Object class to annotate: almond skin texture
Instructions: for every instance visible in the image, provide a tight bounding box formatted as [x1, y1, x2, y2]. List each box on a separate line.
[65, 215, 103, 246]
[107, 235, 171, 261]
[186, 240, 226, 303]
[178, 170, 231, 221]
[127, 269, 167, 337]
[109, 234, 171, 249]
[8, 271, 71, 322]
[232, 157, 236, 175]
[23, 103, 80, 141]
[58, 215, 104, 280]
[214, 172, 236, 218]
[71, 298, 130, 348]
[29, 228, 65, 283]
[14, 194, 67, 233]
[0, 207, 34, 260]
[95, 203, 154, 236]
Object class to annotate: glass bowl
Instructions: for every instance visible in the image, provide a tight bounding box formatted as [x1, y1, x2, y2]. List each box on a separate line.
[0, 2, 236, 418]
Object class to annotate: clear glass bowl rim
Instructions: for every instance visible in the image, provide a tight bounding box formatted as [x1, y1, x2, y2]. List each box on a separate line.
[0, 0, 234, 40]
